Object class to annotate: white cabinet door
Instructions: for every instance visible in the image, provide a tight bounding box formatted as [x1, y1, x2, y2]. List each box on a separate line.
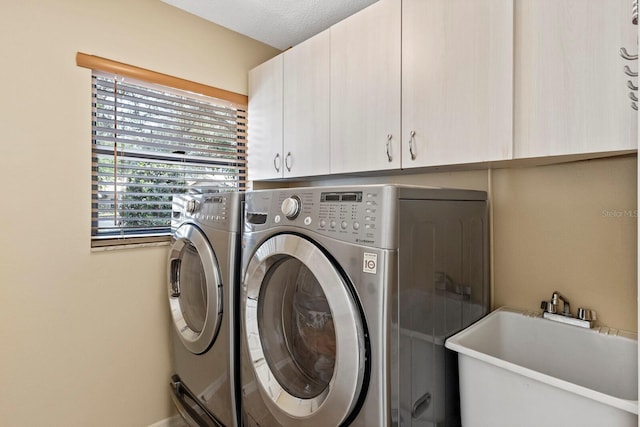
[248, 55, 283, 181]
[402, 0, 514, 168]
[514, 0, 637, 158]
[283, 31, 331, 178]
[330, 0, 401, 174]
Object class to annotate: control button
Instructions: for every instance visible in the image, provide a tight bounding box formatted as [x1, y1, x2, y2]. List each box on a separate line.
[304, 217, 312, 225]
[353, 222, 360, 230]
[319, 219, 327, 228]
[281, 196, 301, 220]
[330, 220, 337, 229]
[341, 221, 348, 230]
[274, 215, 281, 224]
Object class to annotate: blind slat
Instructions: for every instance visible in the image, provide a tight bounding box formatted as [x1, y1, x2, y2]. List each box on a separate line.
[93, 96, 243, 134]
[94, 84, 243, 123]
[93, 113, 242, 141]
[92, 148, 248, 166]
[93, 170, 247, 180]
[93, 126, 243, 152]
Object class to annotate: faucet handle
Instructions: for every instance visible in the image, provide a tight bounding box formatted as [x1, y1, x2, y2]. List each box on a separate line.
[577, 308, 596, 321]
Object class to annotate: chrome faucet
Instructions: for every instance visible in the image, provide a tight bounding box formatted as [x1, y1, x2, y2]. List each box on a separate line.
[540, 291, 596, 328]
[551, 291, 571, 316]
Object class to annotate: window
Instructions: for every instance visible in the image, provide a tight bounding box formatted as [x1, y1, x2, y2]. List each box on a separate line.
[77, 53, 247, 247]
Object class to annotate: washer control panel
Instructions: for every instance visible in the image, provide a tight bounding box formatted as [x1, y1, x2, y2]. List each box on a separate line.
[245, 187, 388, 246]
[245, 185, 487, 249]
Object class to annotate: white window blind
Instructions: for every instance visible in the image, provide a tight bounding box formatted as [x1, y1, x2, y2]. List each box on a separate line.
[91, 71, 247, 246]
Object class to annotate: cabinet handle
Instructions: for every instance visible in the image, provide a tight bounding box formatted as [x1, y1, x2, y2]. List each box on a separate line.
[628, 80, 638, 91]
[620, 47, 638, 61]
[386, 134, 393, 162]
[630, 92, 639, 102]
[632, 102, 638, 111]
[285, 152, 292, 172]
[273, 153, 281, 172]
[408, 130, 417, 160]
[624, 65, 638, 77]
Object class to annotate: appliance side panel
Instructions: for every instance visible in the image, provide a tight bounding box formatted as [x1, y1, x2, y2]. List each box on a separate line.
[398, 199, 489, 426]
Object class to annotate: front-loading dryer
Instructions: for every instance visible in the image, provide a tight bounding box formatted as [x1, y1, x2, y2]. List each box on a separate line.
[240, 185, 490, 427]
[168, 190, 243, 427]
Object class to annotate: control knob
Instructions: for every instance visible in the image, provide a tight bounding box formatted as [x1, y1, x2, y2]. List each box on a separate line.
[281, 196, 301, 220]
[186, 199, 199, 214]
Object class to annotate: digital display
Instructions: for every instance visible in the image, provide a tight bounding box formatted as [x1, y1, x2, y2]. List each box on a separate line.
[341, 194, 359, 202]
[206, 196, 224, 204]
[321, 192, 363, 203]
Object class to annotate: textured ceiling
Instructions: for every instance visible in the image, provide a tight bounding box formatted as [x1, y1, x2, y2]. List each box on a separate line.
[161, 0, 378, 50]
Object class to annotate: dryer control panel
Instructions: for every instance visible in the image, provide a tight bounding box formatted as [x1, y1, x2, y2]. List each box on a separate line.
[172, 192, 243, 233]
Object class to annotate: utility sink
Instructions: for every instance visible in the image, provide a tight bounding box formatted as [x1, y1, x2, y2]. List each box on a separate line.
[445, 307, 638, 427]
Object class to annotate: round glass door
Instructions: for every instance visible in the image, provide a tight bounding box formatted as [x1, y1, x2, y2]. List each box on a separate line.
[243, 234, 367, 426]
[260, 258, 336, 399]
[168, 223, 222, 355]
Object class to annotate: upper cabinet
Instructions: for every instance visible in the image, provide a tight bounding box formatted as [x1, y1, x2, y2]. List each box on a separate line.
[330, 0, 402, 174]
[514, 0, 638, 158]
[248, 32, 331, 180]
[402, 0, 514, 167]
[248, 55, 283, 181]
[283, 31, 331, 177]
[248, 0, 637, 182]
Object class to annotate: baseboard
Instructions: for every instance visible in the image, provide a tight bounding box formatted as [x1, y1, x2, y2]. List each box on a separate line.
[148, 415, 187, 427]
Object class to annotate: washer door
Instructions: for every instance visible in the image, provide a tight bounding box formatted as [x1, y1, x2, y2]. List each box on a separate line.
[243, 234, 367, 426]
[168, 223, 222, 355]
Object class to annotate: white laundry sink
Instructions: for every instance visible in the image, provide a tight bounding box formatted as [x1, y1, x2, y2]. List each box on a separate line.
[445, 306, 638, 427]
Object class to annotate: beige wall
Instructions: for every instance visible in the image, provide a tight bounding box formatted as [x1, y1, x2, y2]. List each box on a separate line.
[0, 1, 278, 426]
[292, 155, 638, 332]
[492, 156, 637, 331]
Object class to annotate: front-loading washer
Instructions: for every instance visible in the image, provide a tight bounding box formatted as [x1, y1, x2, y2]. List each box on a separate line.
[240, 185, 490, 426]
[167, 190, 243, 427]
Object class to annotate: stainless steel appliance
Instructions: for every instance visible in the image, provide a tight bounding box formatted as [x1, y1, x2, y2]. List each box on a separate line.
[168, 190, 243, 427]
[239, 185, 489, 427]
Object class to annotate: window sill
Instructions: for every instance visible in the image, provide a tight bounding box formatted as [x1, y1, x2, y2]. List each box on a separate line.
[91, 236, 171, 251]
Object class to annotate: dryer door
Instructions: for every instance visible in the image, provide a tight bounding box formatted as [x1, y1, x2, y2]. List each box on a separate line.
[168, 223, 222, 355]
[243, 233, 367, 427]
